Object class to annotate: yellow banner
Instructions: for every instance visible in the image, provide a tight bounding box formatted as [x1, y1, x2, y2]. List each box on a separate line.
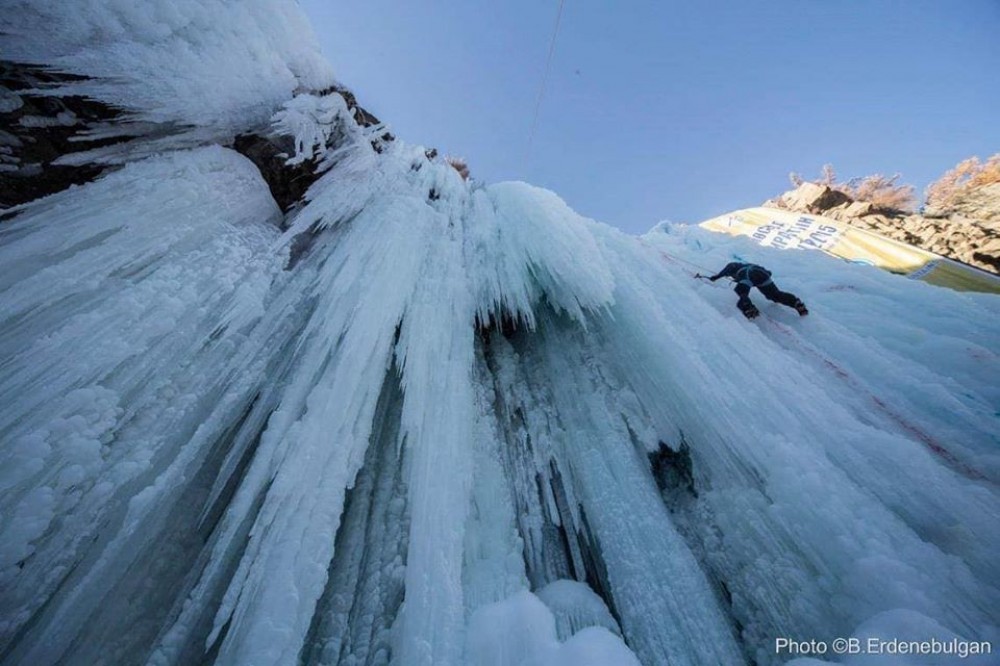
[699, 207, 1000, 295]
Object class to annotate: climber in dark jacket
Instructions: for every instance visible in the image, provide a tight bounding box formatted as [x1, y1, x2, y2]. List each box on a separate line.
[697, 262, 808, 320]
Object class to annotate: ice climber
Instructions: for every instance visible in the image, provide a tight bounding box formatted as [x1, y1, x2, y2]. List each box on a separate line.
[697, 262, 808, 320]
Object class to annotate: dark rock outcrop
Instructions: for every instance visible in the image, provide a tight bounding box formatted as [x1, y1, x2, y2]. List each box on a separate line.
[1, 63, 394, 217]
[763, 182, 850, 215]
[649, 437, 696, 499]
[765, 182, 1000, 274]
[232, 85, 392, 214]
[231, 132, 319, 214]
[0, 63, 125, 209]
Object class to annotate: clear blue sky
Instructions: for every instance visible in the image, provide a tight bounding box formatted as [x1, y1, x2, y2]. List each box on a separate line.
[299, 0, 1000, 233]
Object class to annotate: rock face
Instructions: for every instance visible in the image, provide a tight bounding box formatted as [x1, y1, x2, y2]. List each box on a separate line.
[765, 182, 851, 214]
[232, 85, 392, 214]
[924, 182, 1000, 223]
[0, 65, 391, 215]
[765, 182, 1000, 274]
[0, 64, 124, 208]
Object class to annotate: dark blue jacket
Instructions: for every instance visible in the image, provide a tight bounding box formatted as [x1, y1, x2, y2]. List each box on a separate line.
[709, 262, 772, 287]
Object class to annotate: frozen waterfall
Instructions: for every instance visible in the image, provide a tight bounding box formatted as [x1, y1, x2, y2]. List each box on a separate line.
[1, 2, 998, 665]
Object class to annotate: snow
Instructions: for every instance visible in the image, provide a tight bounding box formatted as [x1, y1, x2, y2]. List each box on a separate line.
[1, 2, 999, 665]
[535, 579, 621, 641]
[465, 590, 639, 666]
[0, 146, 284, 663]
[3, 127, 994, 665]
[0, 0, 336, 153]
[17, 112, 78, 128]
[0, 87, 24, 113]
[271, 92, 357, 166]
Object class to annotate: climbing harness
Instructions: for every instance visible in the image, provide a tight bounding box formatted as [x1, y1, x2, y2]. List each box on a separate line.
[734, 264, 772, 288]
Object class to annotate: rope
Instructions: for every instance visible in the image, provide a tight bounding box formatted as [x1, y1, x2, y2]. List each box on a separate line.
[645, 240, 981, 479]
[525, 0, 566, 164]
[760, 315, 987, 482]
[644, 239, 982, 479]
[637, 238, 715, 278]
[657, 251, 713, 277]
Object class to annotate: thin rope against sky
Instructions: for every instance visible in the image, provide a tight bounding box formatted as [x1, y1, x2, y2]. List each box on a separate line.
[525, 0, 566, 165]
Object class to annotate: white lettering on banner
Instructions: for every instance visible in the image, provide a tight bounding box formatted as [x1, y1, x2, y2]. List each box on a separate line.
[749, 215, 841, 251]
[701, 207, 1000, 294]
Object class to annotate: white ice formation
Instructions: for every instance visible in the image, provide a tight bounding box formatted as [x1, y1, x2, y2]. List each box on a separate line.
[1, 2, 998, 665]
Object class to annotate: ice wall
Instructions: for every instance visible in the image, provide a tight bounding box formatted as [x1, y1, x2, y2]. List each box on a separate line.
[0, 0, 335, 142]
[1, 3, 998, 665]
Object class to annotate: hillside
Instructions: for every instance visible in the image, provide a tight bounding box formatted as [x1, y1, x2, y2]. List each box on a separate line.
[764, 180, 1000, 274]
